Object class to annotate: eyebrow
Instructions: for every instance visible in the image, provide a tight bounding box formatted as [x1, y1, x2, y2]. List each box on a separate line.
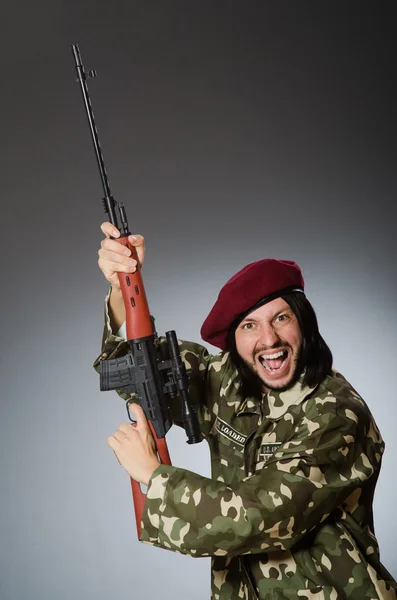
[272, 307, 293, 319]
[240, 307, 292, 324]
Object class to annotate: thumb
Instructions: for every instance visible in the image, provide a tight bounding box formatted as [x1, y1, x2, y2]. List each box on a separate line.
[128, 234, 145, 266]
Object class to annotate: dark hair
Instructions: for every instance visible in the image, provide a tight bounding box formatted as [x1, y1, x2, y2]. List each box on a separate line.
[226, 292, 333, 399]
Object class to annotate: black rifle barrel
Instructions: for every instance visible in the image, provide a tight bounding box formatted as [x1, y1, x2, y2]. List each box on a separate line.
[71, 44, 119, 228]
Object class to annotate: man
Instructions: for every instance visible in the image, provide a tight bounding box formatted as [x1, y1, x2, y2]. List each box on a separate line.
[95, 223, 397, 600]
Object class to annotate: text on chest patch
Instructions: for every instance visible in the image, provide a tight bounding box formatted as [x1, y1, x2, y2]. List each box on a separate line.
[259, 442, 282, 460]
[216, 417, 247, 446]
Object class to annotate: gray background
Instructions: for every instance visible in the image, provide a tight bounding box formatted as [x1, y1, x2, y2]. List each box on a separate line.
[1, 1, 396, 598]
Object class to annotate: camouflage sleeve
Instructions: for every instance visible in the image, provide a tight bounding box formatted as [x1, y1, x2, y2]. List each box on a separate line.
[92, 290, 134, 403]
[174, 341, 229, 436]
[93, 293, 225, 433]
[140, 403, 382, 557]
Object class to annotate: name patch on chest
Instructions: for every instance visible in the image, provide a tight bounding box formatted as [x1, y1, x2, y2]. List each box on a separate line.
[259, 442, 282, 461]
[216, 417, 247, 447]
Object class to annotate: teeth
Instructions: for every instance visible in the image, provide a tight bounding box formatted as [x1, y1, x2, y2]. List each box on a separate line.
[258, 350, 288, 373]
[260, 350, 285, 360]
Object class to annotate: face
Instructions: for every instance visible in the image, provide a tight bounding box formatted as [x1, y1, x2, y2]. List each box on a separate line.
[235, 297, 303, 392]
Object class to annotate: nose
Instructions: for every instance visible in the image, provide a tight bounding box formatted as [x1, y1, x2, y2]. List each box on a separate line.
[257, 324, 281, 349]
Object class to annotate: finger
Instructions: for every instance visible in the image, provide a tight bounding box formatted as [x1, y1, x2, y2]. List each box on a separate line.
[112, 430, 130, 444]
[99, 247, 137, 266]
[101, 238, 132, 256]
[101, 222, 120, 239]
[98, 257, 137, 275]
[119, 422, 135, 435]
[128, 403, 149, 431]
[128, 234, 144, 248]
[107, 435, 121, 450]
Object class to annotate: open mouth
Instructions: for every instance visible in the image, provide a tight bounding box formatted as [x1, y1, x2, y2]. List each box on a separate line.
[258, 349, 288, 373]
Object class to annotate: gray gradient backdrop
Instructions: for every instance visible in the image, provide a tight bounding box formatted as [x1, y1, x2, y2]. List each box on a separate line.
[1, 2, 396, 598]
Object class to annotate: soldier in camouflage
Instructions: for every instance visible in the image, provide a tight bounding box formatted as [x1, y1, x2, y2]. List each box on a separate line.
[96, 223, 397, 599]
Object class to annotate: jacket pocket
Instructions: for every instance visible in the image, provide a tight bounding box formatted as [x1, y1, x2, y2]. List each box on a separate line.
[264, 586, 342, 599]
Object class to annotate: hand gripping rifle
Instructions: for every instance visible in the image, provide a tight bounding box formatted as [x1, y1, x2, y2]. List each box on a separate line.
[71, 44, 202, 538]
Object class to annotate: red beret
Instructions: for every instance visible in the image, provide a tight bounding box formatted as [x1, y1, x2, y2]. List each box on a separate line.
[200, 259, 304, 350]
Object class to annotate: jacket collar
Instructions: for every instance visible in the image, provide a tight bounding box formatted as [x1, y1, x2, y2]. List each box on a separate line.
[264, 373, 317, 420]
[236, 372, 317, 420]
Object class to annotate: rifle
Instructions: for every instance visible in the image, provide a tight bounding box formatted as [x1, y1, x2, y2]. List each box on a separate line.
[71, 44, 202, 538]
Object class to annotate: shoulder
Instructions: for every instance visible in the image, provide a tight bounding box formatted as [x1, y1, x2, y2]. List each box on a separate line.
[280, 372, 384, 470]
[314, 370, 370, 419]
[304, 370, 383, 444]
[177, 339, 236, 379]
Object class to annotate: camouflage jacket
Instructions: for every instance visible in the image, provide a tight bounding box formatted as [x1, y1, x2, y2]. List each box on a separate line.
[95, 315, 397, 600]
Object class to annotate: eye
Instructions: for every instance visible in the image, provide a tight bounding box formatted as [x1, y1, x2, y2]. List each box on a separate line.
[241, 322, 256, 330]
[274, 313, 289, 324]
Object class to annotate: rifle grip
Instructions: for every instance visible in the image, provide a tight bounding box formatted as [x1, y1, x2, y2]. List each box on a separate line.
[130, 422, 171, 539]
